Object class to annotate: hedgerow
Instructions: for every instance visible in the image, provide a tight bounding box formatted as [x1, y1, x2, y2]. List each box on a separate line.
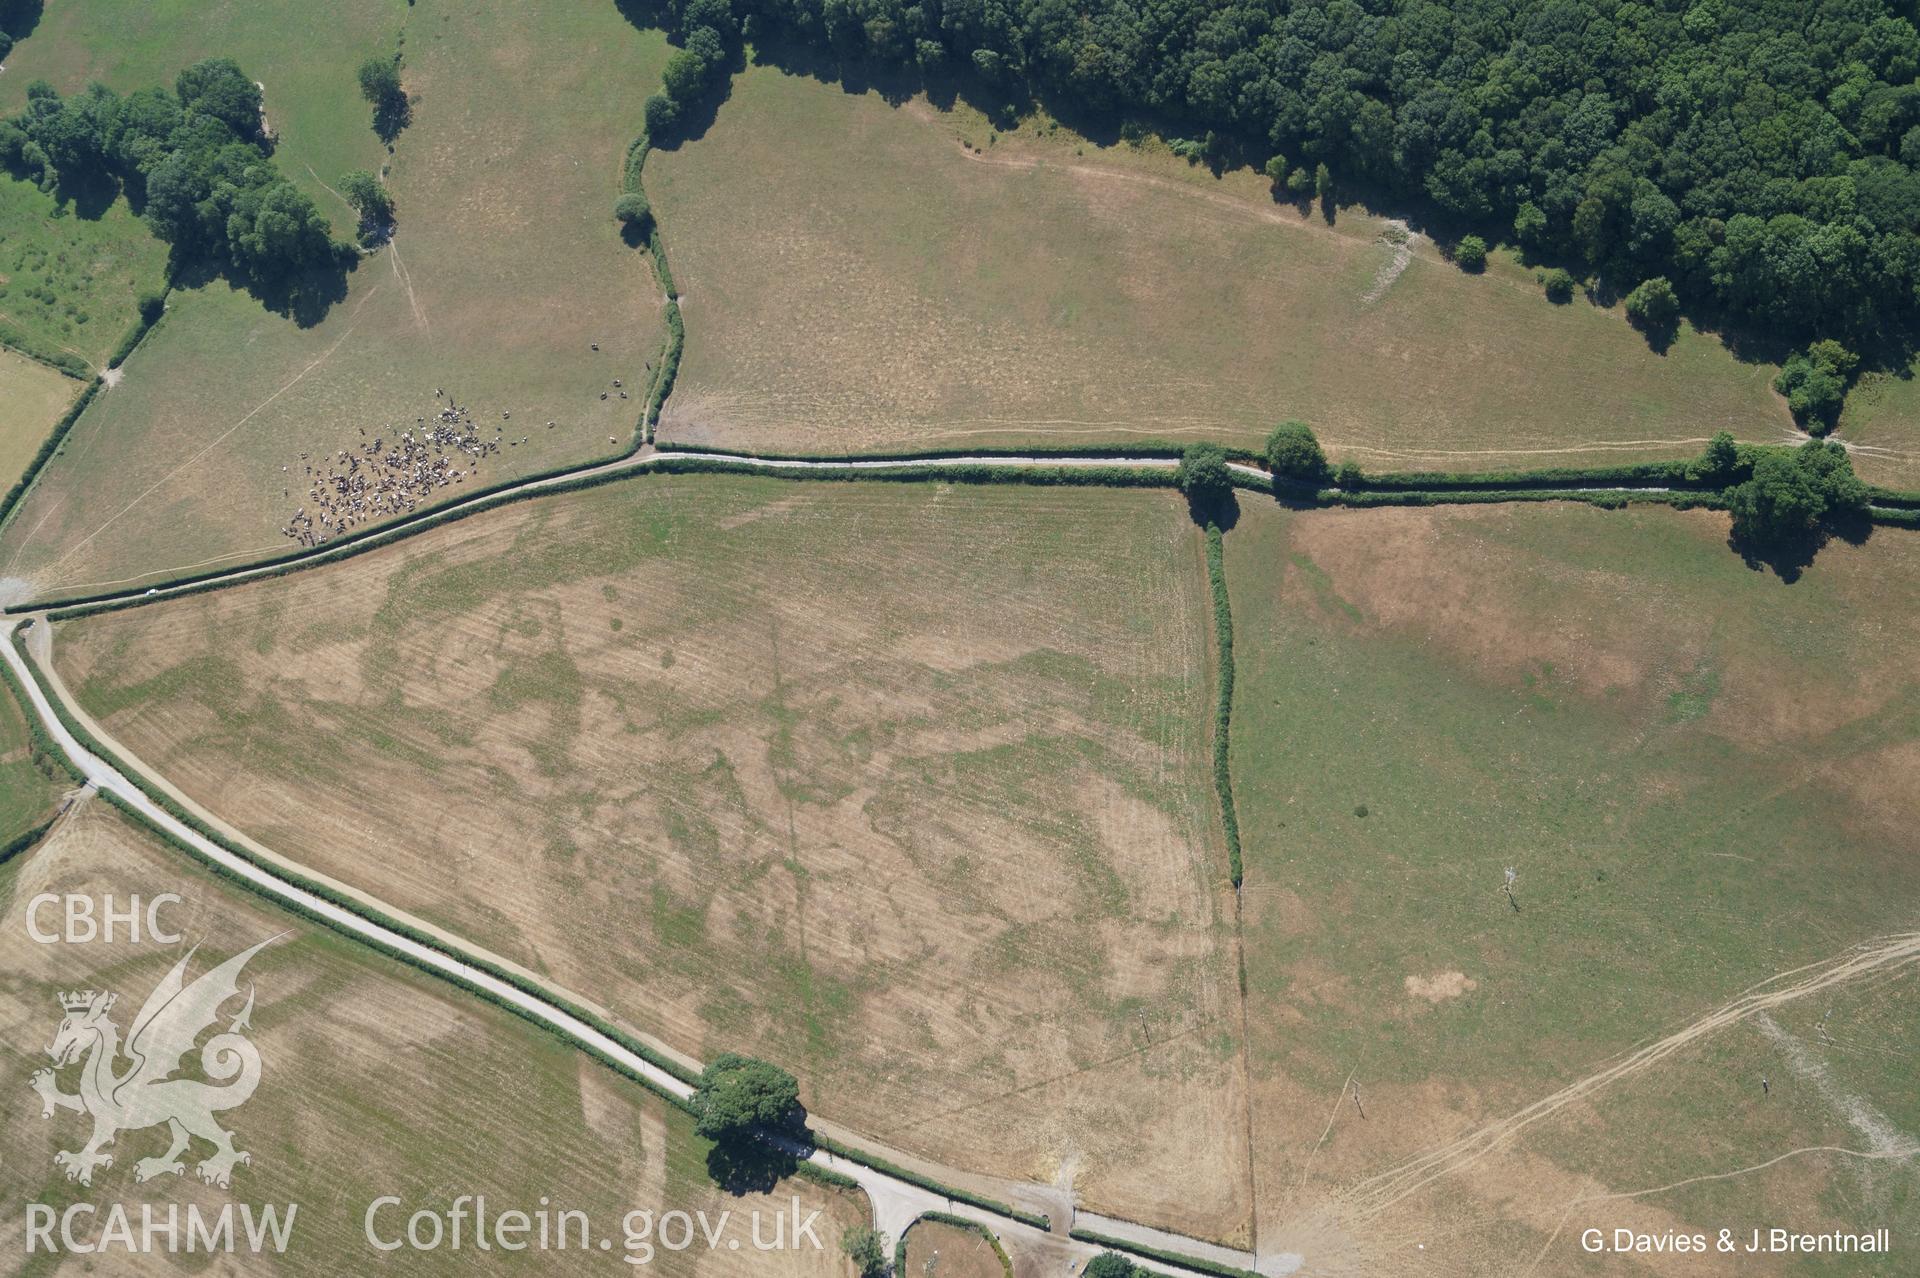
[1065, 1226, 1258, 1278]
[1203, 523, 1242, 888]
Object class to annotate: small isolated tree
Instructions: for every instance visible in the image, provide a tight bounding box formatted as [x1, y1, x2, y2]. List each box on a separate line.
[1623, 276, 1680, 344]
[614, 190, 652, 234]
[1541, 267, 1575, 303]
[357, 56, 402, 107]
[692, 1053, 805, 1145]
[337, 167, 393, 235]
[1084, 1253, 1139, 1278]
[1285, 165, 1314, 197]
[356, 54, 407, 140]
[1263, 154, 1287, 194]
[1175, 442, 1233, 506]
[1313, 162, 1331, 199]
[841, 1226, 890, 1278]
[1454, 235, 1487, 272]
[1264, 419, 1328, 483]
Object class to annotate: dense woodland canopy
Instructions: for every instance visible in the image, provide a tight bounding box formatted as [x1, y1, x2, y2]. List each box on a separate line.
[0, 57, 345, 312]
[644, 0, 1920, 390]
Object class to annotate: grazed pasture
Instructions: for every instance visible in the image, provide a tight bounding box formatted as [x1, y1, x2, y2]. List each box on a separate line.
[0, 0, 669, 602]
[1227, 503, 1920, 1272]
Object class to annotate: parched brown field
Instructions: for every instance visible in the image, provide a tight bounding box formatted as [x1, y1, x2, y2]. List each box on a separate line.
[901, 1219, 1009, 1278]
[0, 800, 867, 1276]
[647, 65, 1787, 465]
[0, 0, 668, 603]
[1226, 504, 1920, 1274]
[54, 476, 1252, 1242]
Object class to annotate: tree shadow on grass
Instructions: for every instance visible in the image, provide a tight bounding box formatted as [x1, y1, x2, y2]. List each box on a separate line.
[705, 1137, 799, 1197]
[168, 245, 356, 329]
[1729, 510, 1873, 584]
[1186, 486, 1240, 531]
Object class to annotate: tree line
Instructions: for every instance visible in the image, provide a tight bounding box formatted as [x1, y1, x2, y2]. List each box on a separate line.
[0, 59, 350, 312]
[638, 0, 1920, 425]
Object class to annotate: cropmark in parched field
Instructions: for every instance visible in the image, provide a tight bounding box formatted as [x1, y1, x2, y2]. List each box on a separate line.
[54, 476, 1254, 1245]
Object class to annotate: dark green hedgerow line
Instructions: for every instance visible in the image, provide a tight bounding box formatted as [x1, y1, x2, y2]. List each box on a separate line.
[1067, 1226, 1259, 1278]
[1203, 523, 1242, 889]
[8, 628, 1046, 1230]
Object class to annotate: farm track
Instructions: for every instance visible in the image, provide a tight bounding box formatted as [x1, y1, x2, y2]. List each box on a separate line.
[4, 439, 1825, 618]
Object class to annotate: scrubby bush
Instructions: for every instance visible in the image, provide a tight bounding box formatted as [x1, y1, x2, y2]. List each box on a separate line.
[1687, 430, 1739, 484]
[1263, 154, 1287, 193]
[841, 1226, 890, 1278]
[614, 190, 652, 233]
[1541, 267, 1575, 303]
[1264, 419, 1327, 482]
[1454, 235, 1487, 272]
[643, 92, 678, 141]
[1774, 340, 1859, 433]
[1085, 1254, 1139, 1278]
[136, 290, 166, 323]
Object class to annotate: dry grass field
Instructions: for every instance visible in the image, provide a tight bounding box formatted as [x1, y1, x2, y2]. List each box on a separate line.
[1225, 503, 1920, 1273]
[0, 800, 868, 1276]
[647, 64, 1786, 465]
[0, 349, 77, 490]
[53, 475, 1252, 1242]
[0, 0, 669, 603]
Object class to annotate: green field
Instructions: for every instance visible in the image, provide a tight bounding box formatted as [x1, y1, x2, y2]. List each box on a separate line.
[647, 64, 1787, 465]
[0, 0, 670, 602]
[0, 175, 169, 373]
[55, 476, 1253, 1242]
[0, 0, 404, 213]
[0, 800, 868, 1277]
[1835, 363, 1920, 492]
[1226, 502, 1920, 1270]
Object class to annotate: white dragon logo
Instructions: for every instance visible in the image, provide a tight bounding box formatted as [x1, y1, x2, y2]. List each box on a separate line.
[28, 936, 279, 1189]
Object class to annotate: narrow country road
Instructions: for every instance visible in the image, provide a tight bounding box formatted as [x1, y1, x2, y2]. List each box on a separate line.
[0, 616, 1301, 1278]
